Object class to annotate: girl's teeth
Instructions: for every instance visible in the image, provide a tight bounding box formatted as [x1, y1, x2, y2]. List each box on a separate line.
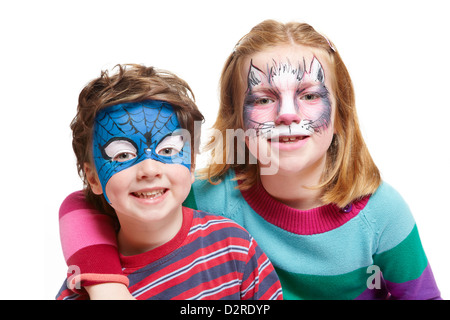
[268, 136, 308, 143]
[279, 136, 304, 143]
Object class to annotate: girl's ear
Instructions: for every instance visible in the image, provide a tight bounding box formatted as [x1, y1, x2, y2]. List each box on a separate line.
[84, 162, 103, 195]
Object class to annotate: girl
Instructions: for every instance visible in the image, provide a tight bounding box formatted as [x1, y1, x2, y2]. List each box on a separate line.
[59, 20, 440, 299]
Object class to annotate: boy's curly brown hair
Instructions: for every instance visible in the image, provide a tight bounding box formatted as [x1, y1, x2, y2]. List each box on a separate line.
[71, 64, 204, 215]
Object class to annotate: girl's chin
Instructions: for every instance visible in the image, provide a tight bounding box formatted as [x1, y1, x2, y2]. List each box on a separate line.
[257, 159, 305, 176]
[257, 152, 327, 176]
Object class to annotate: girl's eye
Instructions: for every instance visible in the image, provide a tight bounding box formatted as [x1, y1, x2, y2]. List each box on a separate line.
[255, 97, 274, 105]
[155, 135, 184, 157]
[103, 139, 138, 162]
[301, 93, 319, 101]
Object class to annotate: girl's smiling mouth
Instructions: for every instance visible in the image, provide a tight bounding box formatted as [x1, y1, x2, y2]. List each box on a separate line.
[267, 135, 310, 151]
[270, 135, 309, 143]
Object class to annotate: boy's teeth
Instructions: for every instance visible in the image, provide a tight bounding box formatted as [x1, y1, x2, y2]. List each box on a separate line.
[134, 190, 165, 199]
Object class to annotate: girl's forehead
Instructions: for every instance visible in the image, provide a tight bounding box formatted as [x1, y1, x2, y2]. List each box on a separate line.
[242, 44, 333, 83]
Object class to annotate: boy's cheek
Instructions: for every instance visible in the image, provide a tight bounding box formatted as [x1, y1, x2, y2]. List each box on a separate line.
[95, 160, 131, 193]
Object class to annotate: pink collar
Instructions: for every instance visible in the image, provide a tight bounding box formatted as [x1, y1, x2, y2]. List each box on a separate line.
[239, 181, 370, 235]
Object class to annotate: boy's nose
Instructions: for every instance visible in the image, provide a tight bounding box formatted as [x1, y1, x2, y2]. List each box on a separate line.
[136, 159, 163, 180]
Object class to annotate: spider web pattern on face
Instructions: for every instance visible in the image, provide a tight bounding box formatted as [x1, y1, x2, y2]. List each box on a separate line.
[92, 101, 191, 198]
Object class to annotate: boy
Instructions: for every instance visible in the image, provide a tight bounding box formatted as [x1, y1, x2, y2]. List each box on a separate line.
[56, 64, 283, 300]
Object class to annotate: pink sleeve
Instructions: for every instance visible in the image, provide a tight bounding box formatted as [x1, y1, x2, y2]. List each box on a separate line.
[59, 191, 128, 289]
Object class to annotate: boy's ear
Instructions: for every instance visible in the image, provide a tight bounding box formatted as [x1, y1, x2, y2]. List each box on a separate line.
[84, 162, 103, 195]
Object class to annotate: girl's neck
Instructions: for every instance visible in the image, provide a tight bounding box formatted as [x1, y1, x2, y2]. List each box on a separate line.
[259, 157, 325, 210]
[117, 208, 183, 256]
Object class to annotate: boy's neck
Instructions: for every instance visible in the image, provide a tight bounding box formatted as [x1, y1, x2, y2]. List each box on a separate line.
[117, 207, 184, 256]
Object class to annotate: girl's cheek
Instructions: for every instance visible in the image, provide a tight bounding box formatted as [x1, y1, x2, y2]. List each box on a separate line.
[244, 104, 277, 128]
[300, 102, 326, 120]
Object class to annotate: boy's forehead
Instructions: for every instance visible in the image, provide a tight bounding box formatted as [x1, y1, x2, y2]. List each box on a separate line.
[95, 100, 180, 144]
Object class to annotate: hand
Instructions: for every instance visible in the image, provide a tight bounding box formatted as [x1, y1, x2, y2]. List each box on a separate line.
[85, 283, 136, 300]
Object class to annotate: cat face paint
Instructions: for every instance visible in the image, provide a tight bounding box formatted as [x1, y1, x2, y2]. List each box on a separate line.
[243, 56, 332, 141]
[93, 100, 191, 203]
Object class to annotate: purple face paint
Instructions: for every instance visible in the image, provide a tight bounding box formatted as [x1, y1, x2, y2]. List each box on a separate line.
[243, 56, 332, 141]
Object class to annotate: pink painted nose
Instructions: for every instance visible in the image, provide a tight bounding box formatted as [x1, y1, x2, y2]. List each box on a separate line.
[275, 114, 301, 125]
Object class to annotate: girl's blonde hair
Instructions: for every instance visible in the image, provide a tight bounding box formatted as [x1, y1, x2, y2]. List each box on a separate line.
[199, 20, 381, 208]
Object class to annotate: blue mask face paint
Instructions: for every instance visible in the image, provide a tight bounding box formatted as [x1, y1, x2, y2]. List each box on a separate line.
[92, 100, 191, 203]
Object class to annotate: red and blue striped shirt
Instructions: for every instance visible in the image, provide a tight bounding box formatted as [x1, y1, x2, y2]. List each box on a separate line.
[56, 207, 283, 300]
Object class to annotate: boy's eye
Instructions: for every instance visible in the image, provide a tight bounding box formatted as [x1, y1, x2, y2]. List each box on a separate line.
[155, 135, 184, 157]
[103, 139, 137, 162]
[158, 148, 179, 156]
[113, 152, 137, 162]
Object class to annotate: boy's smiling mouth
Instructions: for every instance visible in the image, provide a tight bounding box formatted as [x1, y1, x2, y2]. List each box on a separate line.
[132, 189, 168, 200]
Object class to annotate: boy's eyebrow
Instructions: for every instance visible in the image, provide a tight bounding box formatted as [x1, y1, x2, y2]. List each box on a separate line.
[155, 131, 182, 143]
[169, 128, 184, 135]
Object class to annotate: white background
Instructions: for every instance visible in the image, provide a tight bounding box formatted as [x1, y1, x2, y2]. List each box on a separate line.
[0, 0, 448, 300]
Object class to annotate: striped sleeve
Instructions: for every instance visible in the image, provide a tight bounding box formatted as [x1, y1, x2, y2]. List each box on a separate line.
[368, 183, 441, 300]
[59, 191, 128, 290]
[373, 225, 441, 299]
[56, 284, 88, 300]
[240, 235, 283, 300]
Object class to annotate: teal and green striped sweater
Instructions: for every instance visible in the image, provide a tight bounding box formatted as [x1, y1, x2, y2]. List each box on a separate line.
[185, 171, 440, 299]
